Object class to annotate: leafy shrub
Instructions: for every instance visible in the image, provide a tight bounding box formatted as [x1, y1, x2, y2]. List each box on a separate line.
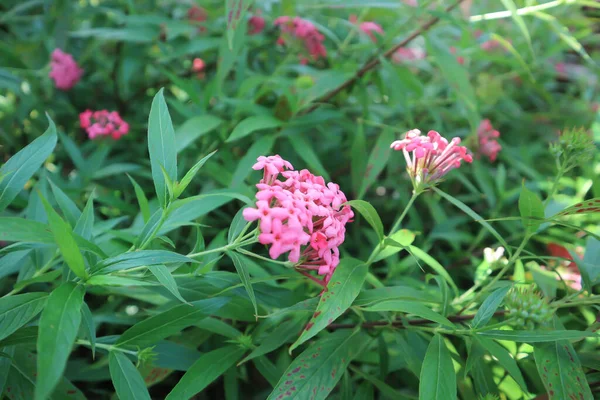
[0, 0, 599, 399]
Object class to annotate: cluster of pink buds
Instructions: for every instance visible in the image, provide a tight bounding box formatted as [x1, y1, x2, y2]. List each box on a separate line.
[79, 110, 129, 140]
[243, 155, 353, 285]
[391, 129, 473, 191]
[349, 15, 384, 42]
[392, 47, 426, 63]
[477, 119, 502, 162]
[49, 49, 83, 91]
[274, 16, 327, 64]
[249, 15, 265, 35]
[187, 5, 207, 33]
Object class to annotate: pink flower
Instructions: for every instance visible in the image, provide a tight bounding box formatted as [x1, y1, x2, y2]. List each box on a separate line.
[480, 39, 501, 52]
[349, 15, 383, 42]
[244, 155, 353, 285]
[391, 129, 473, 190]
[449, 46, 465, 65]
[392, 47, 426, 63]
[274, 16, 327, 63]
[249, 15, 265, 35]
[79, 109, 129, 140]
[555, 62, 567, 78]
[48, 49, 83, 91]
[188, 5, 207, 33]
[403, 0, 418, 6]
[192, 58, 206, 79]
[477, 119, 502, 162]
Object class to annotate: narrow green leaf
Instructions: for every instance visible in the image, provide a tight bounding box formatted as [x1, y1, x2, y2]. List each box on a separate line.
[230, 134, 276, 187]
[109, 352, 152, 400]
[358, 128, 395, 198]
[175, 115, 223, 153]
[116, 298, 228, 348]
[472, 286, 510, 329]
[0, 346, 13, 394]
[0, 293, 47, 341]
[226, 252, 258, 318]
[361, 300, 455, 328]
[174, 150, 217, 198]
[476, 336, 527, 391]
[35, 282, 85, 400]
[225, 0, 252, 49]
[160, 164, 176, 203]
[127, 175, 150, 223]
[92, 250, 196, 274]
[228, 207, 248, 243]
[81, 302, 96, 359]
[373, 229, 416, 262]
[87, 275, 156, 287]
[74, 194, 95, 240]
[351, 121, 367, 196]
[0, 115, 57, 212]
[13, 269, 62, 292]
[48, 180, 81, 227]
[346, 200, 384, 242]
[268, 329, 368, 400]
[226, 116, 283, 143]
[148, 264, 188, 303]
[0, 326, 38, 348]
[39, 194, 88, 279]
[408, 246, 459, 296]
[419, 334, 456, 400]
[518, 185, 544, 236]
[166, 345, 245, 400]
[288, 135, 330, 181]
[290, 258, 368, 352]
[500, 0, 533, 57]
[553, 197, 600, 218]
[477, 330, 594, 342]
[148, 88, 177, 208]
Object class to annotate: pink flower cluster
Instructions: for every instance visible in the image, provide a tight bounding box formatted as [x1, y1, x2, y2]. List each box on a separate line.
[274, 17, 327, 64]
[79, 110, 129, 140]
[249, 15, 265, 35]
[243, 155, 353, 284]
[349, 15, 383, 42]
[391, 129, 473, 190]
[392, 47, 426, 63]
[477, 119, 502, 162]
[187, 5, 207, 33]
[49, 49, 83, 91]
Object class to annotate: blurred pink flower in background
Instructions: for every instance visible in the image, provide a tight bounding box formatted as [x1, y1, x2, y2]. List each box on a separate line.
[192, 57, 205, 79]
[477, 119, 502, 162]
[187, 5, 207, 33]
[392, 47, 426, 63]
[546, 243, 584, 291]
[49, 49, 83, 91]
[403, 0, 418, 6]
[450, 46, 465, 65]
[80, 110, 129, 140]
[274, 16, 327, 64]
[248, 15, 265, 35]
[349, 15, 384, 42]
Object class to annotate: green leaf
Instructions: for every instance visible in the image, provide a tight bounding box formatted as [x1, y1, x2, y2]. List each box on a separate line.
[0, 115, 57, 212]
[175, 115, 223, 153]
[419, 334, 456, 400]
[268, 329, 368, 400]
[230, 134, 276, 187]
[127, 175, 150, 223]
[553, 198, 600, 218]
[0, 346, 13, 395]
[408, 246, 459, 296]
[288, 135, 330, 181]
[351, 121, 367, 196]
[518, 185, 544, 236]
[148, 264, 188, 303]
[228, 207, 248, 243]
[477, 330, 594, 342]
[80, 302, 96, 359]
[290, 258, 368, 352]
[174, 150, 217, 198]
[500, 0, 533, 57]
[373, 229, 416, 262]
[0, 326, 38, 348]
[345, 200, 384, 242]
[226, 116, 283, 143]
[476, 336, 527, 391]
[92, 250, 196, 274]
[471, 286, 510, 329]
[358, 128, 395, 198]
[74, 194, 95, 240]
[225, 0, 252, 49]
[48, 180, 81, 227]
[86, 275, 156, 287]
[166, 345, 245, 400]
[226, 252, 257, 318]
[533, 318, 593, 400]
[0, 293, 47, 341]
[39, 194, 88, 279]
[35, 282, 85, 400]
[109, 352, 152, 400]
[116, 298, 228, 348]
[13, 269, 62, 292]
[361, 300, 455, 328]
[69, 27, 158, 42]
[148, 88, 177, 208]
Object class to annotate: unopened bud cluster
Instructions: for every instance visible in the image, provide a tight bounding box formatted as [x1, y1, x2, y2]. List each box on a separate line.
[550, 128, 595, 172]
[504, 287, 554, 330]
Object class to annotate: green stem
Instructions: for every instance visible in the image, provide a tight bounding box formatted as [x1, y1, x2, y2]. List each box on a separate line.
[544, 168, 565, 208]
[553, 296, 600, 308]
[187, 239, 256, 259]
[75, 340, 138, 357]
[389, 191, 419, 236]
[236, 248, 293, 266]
[2, 251, 59, 297]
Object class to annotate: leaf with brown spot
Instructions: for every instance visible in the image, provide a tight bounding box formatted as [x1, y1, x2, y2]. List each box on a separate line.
[552, 198, 600, 218]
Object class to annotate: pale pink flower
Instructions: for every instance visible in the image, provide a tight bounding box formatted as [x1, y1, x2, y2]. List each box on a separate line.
[349, 15, 384, 42]
[244, 155, 353, 285]
[79, 109, 129, 140]
[477, 119, 502, 162]
[391, 129, 473, 190]
[274, 16, 327, 63]
[403, 0, 418, 6]
[392, 47, 426, 63]
[48, 49, 83, 91]
[249, 15, 265, 35]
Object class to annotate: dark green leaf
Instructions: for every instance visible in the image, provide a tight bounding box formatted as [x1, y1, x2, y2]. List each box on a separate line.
[226, 116, 283, 143]
[476, 336, 527, 391]
[361, 300, 455, 328]
[74, 195, 95, 240]
[92, 250, 196, 274]
[358, 128, 394, 198]
[226, 252, 257, 318]
[346, 200, 384, 242]
[419, 334, 456, 400]
[230, 134, 276, 187]
[0, 293, 47, 341]
[148, 264, 188, 303]
[472, 286, 510, 329]
[240, 315, 306, 364]
[109, 351, 152, 400]
[174, 150, 217, 198]
[127, 175, 150, 223]
[477, 330, 594, 342]
[48, 180, 81, 227]
[80, 303, 96, 359]
[175, 115, 223, 153]
[288, 135, 330, 181]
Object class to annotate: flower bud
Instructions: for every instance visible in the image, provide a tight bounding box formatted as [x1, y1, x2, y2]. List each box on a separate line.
[504, 286, 554, 329]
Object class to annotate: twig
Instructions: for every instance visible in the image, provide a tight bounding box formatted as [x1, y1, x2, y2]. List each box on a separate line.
[327, 310, 506, 330]
[299, 0, 466, 115]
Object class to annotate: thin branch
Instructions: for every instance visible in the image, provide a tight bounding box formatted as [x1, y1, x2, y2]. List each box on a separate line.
[299, 0, 467, 115]
[326, 309, 506, 330]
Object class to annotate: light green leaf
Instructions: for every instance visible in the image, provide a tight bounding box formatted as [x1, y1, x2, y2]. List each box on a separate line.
[148, 88, 177, 208]
[419, 334, 456, 400]
[116, 298, 228, 348]
[0, 115, 57, 212]
[174, 150, 217, 198]
[226, 252, 257, 318]
[109, 351, 152, 400]
[472, 286, 510, 329]
[477, 330, 594, 342]
[13, 269, 62, 292]
[290, 258, 368, 352]
[476, 336, 527, 391]
[268, 329, 368, 400]
[373, 229, 416, 262]
[175, 115, 223, 153]
[127, 175, 150, 223]
[518, 185, 544, 236]
[346, 200, 384, 242]
[35, 282, 85, 400]
[361, 300, 455, 328]
[0, 326, 38, 348]
[225, 0, 252, 49]
[0, 293, 47, 341]
[226, 116, 283, 143]
[148, 264, 188, 303]
[166, 345, 245, 400]
[40, 195, 88, 279]
[408, 245, 459, 296]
